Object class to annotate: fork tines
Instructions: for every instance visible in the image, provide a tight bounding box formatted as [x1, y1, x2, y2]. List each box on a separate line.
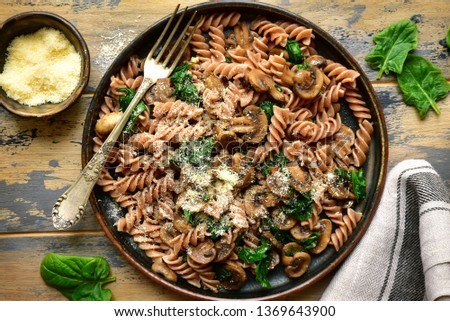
[149, 4, 200, 74]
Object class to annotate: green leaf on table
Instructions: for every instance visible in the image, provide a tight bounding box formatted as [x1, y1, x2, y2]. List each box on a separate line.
[40, 253, 116, 301]
[365, 19, 418, 79]
[446, 28, 450, 49]
[397, 54, 450, 118]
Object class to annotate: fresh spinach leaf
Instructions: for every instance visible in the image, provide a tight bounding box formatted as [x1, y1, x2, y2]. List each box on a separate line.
[40, 253, 116, 301]
[446, 28, 450, 49]
[117, 87, 147, 133]
[365, 19, 418, 79]
[170, 62, 201, 105]
[351, 168, 367, 201]
[397, 54, 450, 118]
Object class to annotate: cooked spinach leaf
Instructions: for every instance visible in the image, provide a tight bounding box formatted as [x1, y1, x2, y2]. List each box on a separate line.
[172, 137, 215, 168]
[335, 168, 367, 202]
[260, 152, 288, 176]
[285, 39, 304, 64]
[117, 87, 147, 133]
[170, 61, 201, 105]
[365, 19, 418, 79]
[281, 191, 314, 221]
[397, 54, 450, 118]
[207, 215, 231, 240]
[299, 231, 320, 250]
[255, 254, 272, 288]
[259, 99, 275, 123]
[40, 253, 116, 301]
[237, 238, 272, 288]
[214, 265, 233, 281]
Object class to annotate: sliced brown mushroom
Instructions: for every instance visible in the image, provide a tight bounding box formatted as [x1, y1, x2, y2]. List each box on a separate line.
[218, 262, 247, 291]
[327, 175, 355, 200]
[332, 125, 355, 159]
[292, 66, 324, 100]
[190, 240, 217, 265]
[95, 111, 123, 137]
[231, 152, 255, 188]
[269, 47, 289, 60]
[284, 251, 311, 278]
[215, 127, 241, 151]
[266, 168, 291, 198]
[309, 219, 332, 254]
[230, 105, 268, 144]
[244, 185, 269, 219]
[214, 240, 234, 262]
[271, 208, 297, 230]
[173, 212, 192, 234]
[262, 231, 283, 251]
[290, 223, 313, 241]
[205, 73, 225, 92]
[151, 261, 177, 282]
[247, 69, 285, 101]
[281, 242, 303, 265]
[175, 190, 206, 213]
[159, 222, 180, 246]
[234, 22, 253, 50]
[145, 78, 175, 104]
[269, 250, 280, 270]
[287, 162, 313, 193]
[258, 191, 280, 208]
[306, 55, 327, 68]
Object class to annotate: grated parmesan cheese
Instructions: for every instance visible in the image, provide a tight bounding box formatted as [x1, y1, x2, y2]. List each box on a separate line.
[0, 27, 82, 106]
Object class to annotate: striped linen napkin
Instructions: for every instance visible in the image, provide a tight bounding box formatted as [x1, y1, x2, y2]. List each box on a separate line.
[321, 159, 450, 301]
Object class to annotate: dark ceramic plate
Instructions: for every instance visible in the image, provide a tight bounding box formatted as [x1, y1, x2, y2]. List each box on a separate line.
[82, 2, 388, 300]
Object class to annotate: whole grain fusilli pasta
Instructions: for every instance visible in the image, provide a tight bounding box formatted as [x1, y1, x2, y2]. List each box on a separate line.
[93, 12, 374, 293]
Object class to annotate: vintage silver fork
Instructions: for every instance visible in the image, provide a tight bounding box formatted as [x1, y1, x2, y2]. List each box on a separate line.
[52, 5, 200, 230]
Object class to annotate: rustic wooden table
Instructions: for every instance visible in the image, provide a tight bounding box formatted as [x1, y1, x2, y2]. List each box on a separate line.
[0, 0, 449, 301]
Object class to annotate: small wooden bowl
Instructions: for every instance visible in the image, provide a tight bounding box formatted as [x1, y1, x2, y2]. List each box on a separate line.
[0, 11, 90, 117]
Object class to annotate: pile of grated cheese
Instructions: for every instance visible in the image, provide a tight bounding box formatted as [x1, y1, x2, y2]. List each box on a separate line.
[0, 27, 82, 106]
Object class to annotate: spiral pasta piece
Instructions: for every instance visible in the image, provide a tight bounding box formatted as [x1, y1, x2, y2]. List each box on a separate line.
[323, 59, 360, 88]
[351, 119, 374, 167]
[250, 16, 289, 46]
[344, 87, 372, 121]
[330, 208, 363, 251]
[93, 12, 374, 292]
[277, 20, 314, 45]
[265, 106, 295, 153]
[198, 11, 241, 32]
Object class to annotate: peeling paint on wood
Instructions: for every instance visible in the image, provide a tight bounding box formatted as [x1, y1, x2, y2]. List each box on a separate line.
[0, 0, 449, 301]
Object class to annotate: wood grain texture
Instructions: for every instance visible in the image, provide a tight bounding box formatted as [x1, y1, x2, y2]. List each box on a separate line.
[0, 0, 449, 301]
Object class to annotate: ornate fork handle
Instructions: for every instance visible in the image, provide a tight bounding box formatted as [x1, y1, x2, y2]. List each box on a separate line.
[52, 78, 153, 230]
[52, 5, 199, 230]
